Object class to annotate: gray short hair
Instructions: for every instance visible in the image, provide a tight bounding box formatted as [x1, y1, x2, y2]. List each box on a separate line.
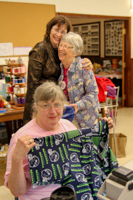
[34, 81, 65, 103]
[32, 81, 65, 116]
[60, 32, 83, 56]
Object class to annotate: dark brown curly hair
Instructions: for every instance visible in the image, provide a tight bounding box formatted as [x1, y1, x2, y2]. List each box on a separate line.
[44, 15, 72, 41]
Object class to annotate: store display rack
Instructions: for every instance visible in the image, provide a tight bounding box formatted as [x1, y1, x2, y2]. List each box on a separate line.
[3, 58, 27, 109]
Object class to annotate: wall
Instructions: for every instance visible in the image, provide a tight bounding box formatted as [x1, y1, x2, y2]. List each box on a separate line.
[0, 2, 55, 48]
[0, 0, 133, 58]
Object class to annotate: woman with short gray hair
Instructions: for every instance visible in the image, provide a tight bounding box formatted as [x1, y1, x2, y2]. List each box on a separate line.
[60, 32, 83, 56]
[5, 80, 113, 200]
[32, 81, 65, 118]
[58, 32, 100, 128]
[4, 81, 77, 200]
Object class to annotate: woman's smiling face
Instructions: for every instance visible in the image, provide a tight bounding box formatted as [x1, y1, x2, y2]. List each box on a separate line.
[58, 41, 76, 65]
[35, 99, 63, 131]
[50, 24, 67, 48]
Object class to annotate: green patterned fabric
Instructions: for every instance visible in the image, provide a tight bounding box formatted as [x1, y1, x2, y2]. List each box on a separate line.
[28, 119, 118, 200]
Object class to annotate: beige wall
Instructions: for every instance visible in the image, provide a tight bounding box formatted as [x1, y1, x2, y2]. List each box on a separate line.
[0, 0, 133, 58]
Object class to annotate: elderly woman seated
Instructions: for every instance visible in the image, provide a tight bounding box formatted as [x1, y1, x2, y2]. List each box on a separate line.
[4, 81, 113, 200]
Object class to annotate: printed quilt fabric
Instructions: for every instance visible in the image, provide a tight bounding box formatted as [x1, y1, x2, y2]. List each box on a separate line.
[27, 119, 118, 200]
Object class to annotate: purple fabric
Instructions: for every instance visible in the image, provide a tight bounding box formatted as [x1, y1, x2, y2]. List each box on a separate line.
[107, 86, 116, 98]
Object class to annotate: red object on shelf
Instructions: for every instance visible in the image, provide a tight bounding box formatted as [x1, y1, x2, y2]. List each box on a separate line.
[112, 59, 118, 70]
[95, 76, 116, 102]
[0, 100, 4, 108]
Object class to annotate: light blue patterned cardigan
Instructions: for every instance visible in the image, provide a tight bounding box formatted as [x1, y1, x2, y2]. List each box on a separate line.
[58, 57, 100, 128]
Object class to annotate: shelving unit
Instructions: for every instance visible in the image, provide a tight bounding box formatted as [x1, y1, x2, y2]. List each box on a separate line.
[72, 22, 100, 56]
[104, 20, 122, 56]
[3, 59, 27, 109]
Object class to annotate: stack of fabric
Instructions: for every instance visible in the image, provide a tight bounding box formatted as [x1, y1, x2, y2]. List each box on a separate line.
[95, 76, 116, 102]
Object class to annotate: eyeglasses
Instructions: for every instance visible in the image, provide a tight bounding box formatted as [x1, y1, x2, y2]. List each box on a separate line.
[58, 43, 73, 50]
[38, 103, 63, 111]
[53, 28, 67, 36]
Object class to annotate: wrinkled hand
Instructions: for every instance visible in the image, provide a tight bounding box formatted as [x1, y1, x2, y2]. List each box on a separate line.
[12, 135, 36, 162]
[69, 103, 78, 114]
[102, 117, 114, 129]
[82, 58, 93, 71]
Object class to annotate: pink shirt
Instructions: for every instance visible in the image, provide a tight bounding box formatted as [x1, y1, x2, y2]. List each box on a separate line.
[63, 67, 69, 100]
[4, 118, 76, 200]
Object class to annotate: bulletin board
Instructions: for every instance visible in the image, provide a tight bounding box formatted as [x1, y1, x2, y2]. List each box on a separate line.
[0, 1, 56, 55]
[104, 20, 122, 56]
[72, 22, 100, 56]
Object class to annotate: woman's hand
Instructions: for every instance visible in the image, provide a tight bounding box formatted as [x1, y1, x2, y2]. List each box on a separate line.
[103, 117, 114, 129]
[69, 103, 78, 114]
[12, 135, 36, 163]
[82, 58, 93, 71]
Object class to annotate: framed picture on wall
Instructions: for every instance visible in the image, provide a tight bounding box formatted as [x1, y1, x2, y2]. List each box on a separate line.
[104, 20, 122, 56]
[72, 22, 100, 56]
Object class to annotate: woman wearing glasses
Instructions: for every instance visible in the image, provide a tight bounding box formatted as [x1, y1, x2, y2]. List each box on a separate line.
[5, 81, 113, 200]
[23, 15, 93, 125]
[5, 81, 77, 200]
[58, 32, 100, 128]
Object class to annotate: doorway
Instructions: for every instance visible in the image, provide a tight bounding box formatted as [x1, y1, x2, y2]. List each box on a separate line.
[57, 13, 132, 107]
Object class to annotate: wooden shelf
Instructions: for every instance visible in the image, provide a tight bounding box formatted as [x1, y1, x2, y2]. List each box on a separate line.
[11, 105, 24, 110]
[12, 72, 25, 76]
[14, 103, 24, 107]
[5, 81, 12, 84]
[4, 72, 11, 75]
[6, 91, 14, 94]
[4, 72, 26, 76]
[9, 101, 15, 105]
[95, 73, 122, 79]
[14, 83, 26, 86]
[15, 93, 26, 97]
[8, 63, 23, 67]
[5, 81, 26, 86]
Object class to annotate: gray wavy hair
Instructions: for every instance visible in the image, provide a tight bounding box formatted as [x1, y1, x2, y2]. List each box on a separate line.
[32, 81, 65, 116]
[60, 32, 83, 56]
